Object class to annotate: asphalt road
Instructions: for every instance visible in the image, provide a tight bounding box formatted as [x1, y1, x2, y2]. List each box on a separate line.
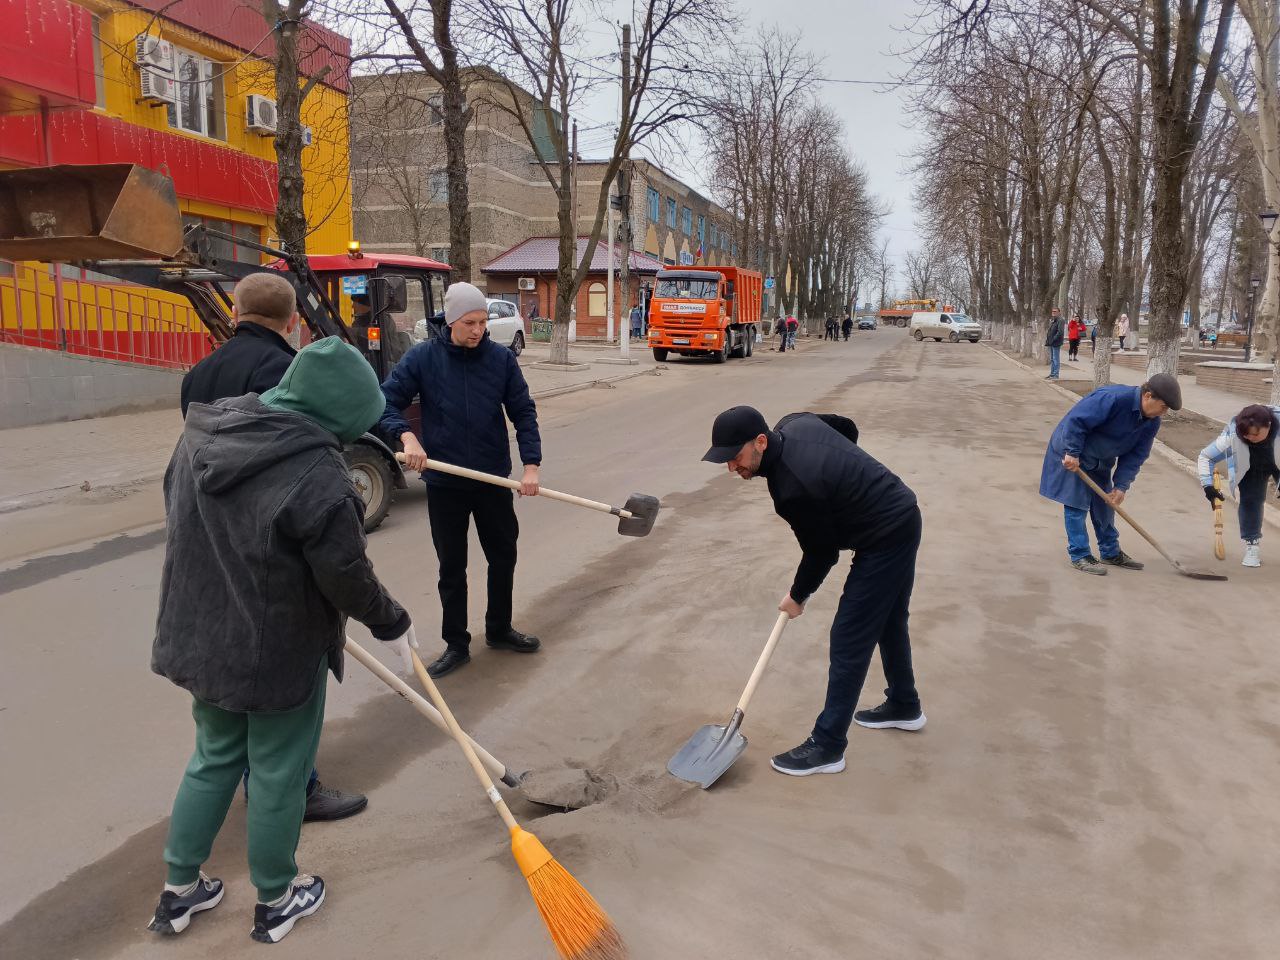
[3, 331, 1278, 959]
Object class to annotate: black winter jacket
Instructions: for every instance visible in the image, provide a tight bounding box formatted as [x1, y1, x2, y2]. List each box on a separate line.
[153, 395, 409, 712]
[1044, 317, 1064, 348]
[180, 322, 295, 416]
[377, 332, 541, 486]
[761, 412, 918, 603]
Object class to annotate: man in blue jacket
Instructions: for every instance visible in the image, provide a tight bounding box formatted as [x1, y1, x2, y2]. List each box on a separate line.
[1039, 373, 1181, 574]
[379, 282, 543, 678]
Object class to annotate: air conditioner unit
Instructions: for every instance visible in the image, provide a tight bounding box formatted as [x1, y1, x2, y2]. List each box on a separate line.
[246, 95, 278, 134]
[135, 34, 174, 73]
[139, 68, 177, 105]
[517, 277, 536, 291]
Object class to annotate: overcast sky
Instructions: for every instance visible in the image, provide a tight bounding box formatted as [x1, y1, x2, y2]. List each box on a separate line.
[574, 0, 927, 271]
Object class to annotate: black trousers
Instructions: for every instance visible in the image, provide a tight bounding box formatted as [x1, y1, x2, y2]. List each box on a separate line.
[1068, 339, 1080, 358]
[425, 483, 519, 650]
[813, 507, 922, 751]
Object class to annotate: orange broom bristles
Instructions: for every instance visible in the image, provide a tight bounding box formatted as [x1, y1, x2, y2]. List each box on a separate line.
[511, 826, 626, 960]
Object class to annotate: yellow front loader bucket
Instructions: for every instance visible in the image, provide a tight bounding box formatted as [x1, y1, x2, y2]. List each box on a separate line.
[0, 163, 185, 262]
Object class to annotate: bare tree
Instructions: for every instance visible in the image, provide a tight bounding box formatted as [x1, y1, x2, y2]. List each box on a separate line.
[903, 249, 939, 299]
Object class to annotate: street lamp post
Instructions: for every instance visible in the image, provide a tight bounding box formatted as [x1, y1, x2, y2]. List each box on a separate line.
[1245, 276, 1260, 363]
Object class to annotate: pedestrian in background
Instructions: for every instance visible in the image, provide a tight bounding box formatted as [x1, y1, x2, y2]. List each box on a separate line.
[1044, 307, 1064, 380]
[1116, 313, 1130, 350]
[842, 315, 853, 341]
[149, 338, 414, 943]
[786, 315, 799, 351]
[1090, 321, 1097, 353]
[776, 316, 788, 352]
[380, 281, 543, 679]
[703, 406, 927, 777]
[629, 303, 643, 341]
[1067, 314, 1086, 361]
[1038, 374, 1181, 575]
[1198, 403, 1280, 568]
[178, 272, 366, 823]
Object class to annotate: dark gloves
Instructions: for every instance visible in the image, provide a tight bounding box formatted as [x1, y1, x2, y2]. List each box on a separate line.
[1204, 485, 1224, 506]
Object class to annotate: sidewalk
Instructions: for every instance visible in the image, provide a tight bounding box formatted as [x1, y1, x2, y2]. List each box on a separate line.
[0, 344, 667, 514]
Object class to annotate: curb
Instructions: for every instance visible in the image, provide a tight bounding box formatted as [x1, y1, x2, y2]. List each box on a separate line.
[983, 343, 1280, 534]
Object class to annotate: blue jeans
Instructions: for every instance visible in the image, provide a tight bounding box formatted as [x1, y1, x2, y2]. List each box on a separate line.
[1064, 493, 1120, 562]
[1048, 345, 1061, 378]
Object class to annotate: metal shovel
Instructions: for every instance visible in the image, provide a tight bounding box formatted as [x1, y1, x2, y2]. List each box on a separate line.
[395, 454, 659, 536]
[668, 611, 791, 788]
[1072, 467, 1228, 581]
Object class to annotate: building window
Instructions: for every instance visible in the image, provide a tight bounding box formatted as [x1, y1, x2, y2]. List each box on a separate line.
[666, 198, 677, 228]
[166, 45, 225, 139]
[430, 246, 450, 263]
[428, 93, 445, 126]
[647, 187, 660, 223]
[587, 281, 607, 317]
[697, 215, 705, 247]
[731, 240, 738, 258]
[709, 223, 717, 247]
[682, 207, 692, 235]
[90, 17, 106, 108]
[429, 170, 448, 203]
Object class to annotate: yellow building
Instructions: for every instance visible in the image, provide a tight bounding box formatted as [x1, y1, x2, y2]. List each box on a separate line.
[0, 0, 352, 367]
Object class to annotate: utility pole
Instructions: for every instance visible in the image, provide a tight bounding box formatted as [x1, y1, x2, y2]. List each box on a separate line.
[618, 23, 633, 359]
[569, 119, 578, 342]
[606, 197, 615, 341]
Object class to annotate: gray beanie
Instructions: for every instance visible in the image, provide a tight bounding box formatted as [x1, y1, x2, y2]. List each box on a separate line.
[444, 282, 488, 324]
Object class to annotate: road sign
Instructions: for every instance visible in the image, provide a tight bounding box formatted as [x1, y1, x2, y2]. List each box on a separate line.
[764, 277, 775, 290]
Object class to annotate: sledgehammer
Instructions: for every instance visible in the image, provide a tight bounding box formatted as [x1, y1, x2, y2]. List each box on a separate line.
[394, 454, 660, 537]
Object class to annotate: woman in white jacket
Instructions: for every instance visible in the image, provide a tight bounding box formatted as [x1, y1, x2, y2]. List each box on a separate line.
[1115, 313, 1130, 350]
[1198, 404, 1280, 567]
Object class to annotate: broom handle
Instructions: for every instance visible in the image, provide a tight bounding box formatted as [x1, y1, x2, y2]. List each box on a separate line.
[735, 612, 791, 714]
[410, 649, 520, 831]
[1072, 467, 1181, 568]
[344, 636, 513, 785]
[394, 453, 632, 518]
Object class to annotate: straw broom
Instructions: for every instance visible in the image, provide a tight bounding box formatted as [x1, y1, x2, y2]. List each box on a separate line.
[410, 651, 626, 960]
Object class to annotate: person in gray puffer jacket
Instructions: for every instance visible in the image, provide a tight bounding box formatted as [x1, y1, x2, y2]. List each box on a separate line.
[148, 337, 416, 945]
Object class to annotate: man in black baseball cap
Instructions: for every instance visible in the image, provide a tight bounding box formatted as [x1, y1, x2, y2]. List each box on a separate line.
[704, 405, 928, 777]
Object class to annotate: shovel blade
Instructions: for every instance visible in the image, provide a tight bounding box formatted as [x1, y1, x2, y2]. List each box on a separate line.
[667, 722, 747, 788]
[1177, 565, 1229, 581]
[617, 493, 660, 537]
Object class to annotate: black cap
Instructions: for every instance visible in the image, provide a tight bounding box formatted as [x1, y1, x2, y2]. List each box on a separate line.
[1143, 373, 1182, 411]
[703, 406, 769, 463]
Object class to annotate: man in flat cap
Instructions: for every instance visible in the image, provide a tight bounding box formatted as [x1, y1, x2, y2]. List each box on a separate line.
[703, 406, 927, 778]
[1039, 373, 1182, 575]
[379, 281, 543, 678]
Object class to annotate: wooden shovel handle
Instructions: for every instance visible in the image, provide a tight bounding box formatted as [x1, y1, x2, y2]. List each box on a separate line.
[394, 453, 633, 518]
[409, 650, 521, 831]
[1213, 475, 1226, 561]
[343, 636, 515, 784]
[1071, 467, 1181, 568]
[735, 611, 791, 715]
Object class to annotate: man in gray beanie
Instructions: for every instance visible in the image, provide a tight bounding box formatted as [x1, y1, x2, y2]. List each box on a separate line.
[379, 281, 544, 678]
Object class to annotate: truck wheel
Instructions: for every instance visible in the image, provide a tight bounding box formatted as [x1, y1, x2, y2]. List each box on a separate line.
[913, 329, 924, 341]
[652, 347, 669, 362]
[713, 336, 730, 363]
[949, 331, 959, 343]
[346, 446, 394, 532]
[745, 331, 754, 357]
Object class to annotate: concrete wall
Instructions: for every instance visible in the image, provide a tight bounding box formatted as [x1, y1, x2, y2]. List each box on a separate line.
[1, 344, 182, 429]
[1194, 361, 1273, 402]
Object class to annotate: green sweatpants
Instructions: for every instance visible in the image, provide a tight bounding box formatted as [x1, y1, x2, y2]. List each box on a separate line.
[163, 660, 327, 902]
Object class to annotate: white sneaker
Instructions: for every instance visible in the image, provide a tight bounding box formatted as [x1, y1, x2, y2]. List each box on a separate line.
[1243, 542, 1261, 568]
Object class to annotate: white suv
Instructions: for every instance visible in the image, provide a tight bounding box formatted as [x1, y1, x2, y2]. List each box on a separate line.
[909, 311, 982, 343]
[412, 297, 527, 355]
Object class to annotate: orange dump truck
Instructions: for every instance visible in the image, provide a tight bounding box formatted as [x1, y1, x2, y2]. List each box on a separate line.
[647, 266, 763, 363]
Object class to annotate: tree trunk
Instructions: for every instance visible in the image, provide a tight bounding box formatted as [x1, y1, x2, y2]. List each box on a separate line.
[438, 60, 472, 280]
[268, 1, 308, 256]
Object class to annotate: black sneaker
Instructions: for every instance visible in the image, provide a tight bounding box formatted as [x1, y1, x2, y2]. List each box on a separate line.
[147, 873, 224, 935]
[485, 628, 541, 653]
[1100, 550, 1144, 570]
[854, 699, 927, 731]
[769, 737, 846, 777]
[250, 875, 325, 944]
[1070, 556, 1107, 576]
[426, 648, 471, 678]
[303, 782, 367, 822]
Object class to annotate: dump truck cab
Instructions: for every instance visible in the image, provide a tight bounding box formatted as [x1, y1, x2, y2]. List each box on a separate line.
[0, 163, 449, 532]
[647, 266, 762, 363]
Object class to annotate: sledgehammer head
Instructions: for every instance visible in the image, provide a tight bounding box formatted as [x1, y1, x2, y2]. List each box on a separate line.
[615, 494, 659, 537]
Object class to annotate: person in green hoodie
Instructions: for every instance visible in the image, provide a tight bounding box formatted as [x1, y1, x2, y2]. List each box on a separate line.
[148, 337, 416, 944]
